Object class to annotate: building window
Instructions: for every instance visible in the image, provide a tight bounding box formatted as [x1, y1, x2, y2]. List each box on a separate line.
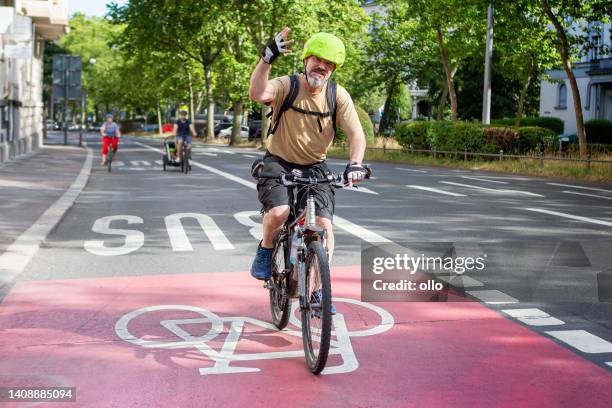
[557, 84, 567, 109]
[590, 35, 600, 61]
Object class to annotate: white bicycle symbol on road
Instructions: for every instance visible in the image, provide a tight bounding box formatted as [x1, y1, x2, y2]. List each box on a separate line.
[115, 298, 394, 375]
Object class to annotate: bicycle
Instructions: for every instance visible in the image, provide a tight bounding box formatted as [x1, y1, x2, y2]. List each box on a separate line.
[180, 143, 191, 174]
[256, 166, 371, 374]
[105, 138, 115, 173]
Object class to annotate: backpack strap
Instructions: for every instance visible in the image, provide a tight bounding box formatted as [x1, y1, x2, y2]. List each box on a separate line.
[326, 78, 337, 134]
[267, 74, 300, 136]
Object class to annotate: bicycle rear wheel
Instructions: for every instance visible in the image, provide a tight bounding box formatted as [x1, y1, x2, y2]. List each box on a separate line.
[301, 240, 332, 374]
[269, 232, 291, 329]
[182, 146, 190, 174]
[107, 149, 112, 173]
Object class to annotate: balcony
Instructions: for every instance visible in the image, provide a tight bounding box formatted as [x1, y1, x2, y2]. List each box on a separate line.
[20, 0, 68, 39]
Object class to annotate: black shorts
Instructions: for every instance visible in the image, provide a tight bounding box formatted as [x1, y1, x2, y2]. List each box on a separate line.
[257, 153, 335, 220]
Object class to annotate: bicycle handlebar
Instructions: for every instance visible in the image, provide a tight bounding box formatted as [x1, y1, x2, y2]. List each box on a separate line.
[257, 164, 372, 188]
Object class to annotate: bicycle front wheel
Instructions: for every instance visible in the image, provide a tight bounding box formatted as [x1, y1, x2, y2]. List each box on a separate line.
[107, 150, 112, 173]
[301, 240, 332, 374]
[269, 233, 291, 329]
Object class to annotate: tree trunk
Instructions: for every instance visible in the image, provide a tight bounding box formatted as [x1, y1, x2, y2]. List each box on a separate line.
[515, 75, 531, 127]
[230, 100, 243, 146]
[541, 0, 586, 158]
[204, 65, 215, 141]
[157, 98, 162, 136]
[436, 82, 449, 120]
[436, 27, 458, 121]
[379, 78, 397, 135]
[188, 71, 195, 119]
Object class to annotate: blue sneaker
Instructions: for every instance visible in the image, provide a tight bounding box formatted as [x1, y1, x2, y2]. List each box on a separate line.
[250, 243, 273, 280]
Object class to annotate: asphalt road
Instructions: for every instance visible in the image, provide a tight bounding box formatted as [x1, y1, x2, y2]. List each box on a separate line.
[1, 132, 611, 407]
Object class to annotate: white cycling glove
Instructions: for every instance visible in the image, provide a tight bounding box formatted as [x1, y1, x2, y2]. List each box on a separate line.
[261, 31, 290, 64]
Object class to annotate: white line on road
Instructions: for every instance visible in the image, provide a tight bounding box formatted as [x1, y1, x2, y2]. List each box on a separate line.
[545, 330, 612, 353]
[395, 167, 428, 173]
[242, 154, 258, 158]
[441, 181, 544, 197]
[547, 182, 612, 193]
[133, 141, 391, 243]
[461, 176, 508, 184]
[466, 290, 519, 304]
[0, 147, 93, 286]
[130, 160, 151, 166]
[342, 186, 379, 195]
[406, 185, 466, 197]
[521, 208, 612, 227]
[207, 147, 235, 155]
[562, 190, 612, 201]
[502, 308, 565, 326]
[437, 275, 483, 287]
[194, 152, 218, 157]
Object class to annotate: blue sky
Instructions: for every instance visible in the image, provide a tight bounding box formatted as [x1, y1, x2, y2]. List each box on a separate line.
[69, 0, 128, 17]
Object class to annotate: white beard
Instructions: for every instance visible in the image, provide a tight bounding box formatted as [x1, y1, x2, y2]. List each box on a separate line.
[306, 70, 329, 88]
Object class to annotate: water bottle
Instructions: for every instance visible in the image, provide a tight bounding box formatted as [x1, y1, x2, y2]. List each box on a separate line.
[289, 230, 299, 265]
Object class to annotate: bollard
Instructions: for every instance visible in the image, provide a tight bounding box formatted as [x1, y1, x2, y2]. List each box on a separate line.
[499, 149, 503, 161]
[433, 147, 437, 160]
[539, 150, 544, 168]
[78, 131, 83, 147]
[586, 154, 591, 171]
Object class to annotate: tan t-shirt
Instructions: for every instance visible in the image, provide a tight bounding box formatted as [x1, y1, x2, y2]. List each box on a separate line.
[266, 74, 361, 165]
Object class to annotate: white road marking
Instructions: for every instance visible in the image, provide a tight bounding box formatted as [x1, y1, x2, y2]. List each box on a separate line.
[466, 290, 518, 304]
[0, 148, 93, 286]
[407, 185, 466, 197]
[545, 330, 612, 353]
[155, 160, 164, 165]
[133, 140, 392, 244]
[562, 190, 612, 201]
[461, 176, 508, 184]
[207, 147, 235, 155]
[234, 211, 263, 240]
[441, 181, 544, 197]
[437, 275, 484, 287]
[451, 170, 472, 173]
[521, 208, 612, 227]
[242, 154, 258, 158]
[395, 167, 428, 173]
[112, 161, 125, 167]
[501, 308, 565, 326]
[547, 182, 612, 193]
[84, 215, 145, 256]
[165, 213, 234, 251]
[342, 186, 379, 195]
[0, 179, 61, 190]
[194, 152, 218, 157]
[606, 362, 612, 368]
[130, 160, 151, 166]
[123, 167, 146, 171]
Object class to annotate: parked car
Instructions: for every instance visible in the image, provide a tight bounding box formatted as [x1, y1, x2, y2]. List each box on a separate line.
[219, 125, 249, 139]
[248, 120, 262, 140]
[214, 122, 232, 136]
[45, 119, 56, 130]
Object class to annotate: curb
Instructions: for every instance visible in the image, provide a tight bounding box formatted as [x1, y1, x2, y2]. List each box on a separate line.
[0, 146, 94, 291]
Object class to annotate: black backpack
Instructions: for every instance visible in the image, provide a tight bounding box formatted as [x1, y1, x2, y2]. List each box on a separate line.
[267, 74, 337, 137]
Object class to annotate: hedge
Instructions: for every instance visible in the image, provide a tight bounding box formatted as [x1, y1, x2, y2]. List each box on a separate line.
[491, 117, 564, 135]
[335, 105, 375, 146]
[585, 119, 612, 144]
[395, 120, 555, 154]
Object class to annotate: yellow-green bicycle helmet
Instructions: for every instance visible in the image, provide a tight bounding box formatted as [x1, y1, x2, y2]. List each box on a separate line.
[301, 32, 346, 68]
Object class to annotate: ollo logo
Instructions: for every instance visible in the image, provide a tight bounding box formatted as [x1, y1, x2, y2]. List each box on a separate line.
[115, 298, 394, 375]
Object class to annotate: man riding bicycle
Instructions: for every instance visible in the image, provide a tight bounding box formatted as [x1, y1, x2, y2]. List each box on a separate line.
[248, 27, 367, 280]
[173, 110, 196, 162]
[100, 113, 121, 165]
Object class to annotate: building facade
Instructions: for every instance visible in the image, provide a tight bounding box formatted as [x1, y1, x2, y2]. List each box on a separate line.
[540, 22, 612, 135]
[0, 0, 68, 162]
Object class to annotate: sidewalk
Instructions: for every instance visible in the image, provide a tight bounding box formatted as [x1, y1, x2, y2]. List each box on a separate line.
[0, 132, 88, 258]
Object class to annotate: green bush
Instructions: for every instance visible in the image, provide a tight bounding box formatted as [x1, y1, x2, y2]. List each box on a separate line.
[335, 105, 375, 146]
[515, 126, 556, 153]
[491, 117, 564, 135]
[585, 119, 612, 144]
[395, 121, 429, 149]
[483, 126, 516, 151]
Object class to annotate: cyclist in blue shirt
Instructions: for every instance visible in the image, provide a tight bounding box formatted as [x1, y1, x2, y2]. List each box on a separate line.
[173, 110, 196, 162]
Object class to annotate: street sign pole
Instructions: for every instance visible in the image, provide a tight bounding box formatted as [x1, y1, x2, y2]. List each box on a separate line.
[482, 4, 494, 125]
[63, 55, 69, 145]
